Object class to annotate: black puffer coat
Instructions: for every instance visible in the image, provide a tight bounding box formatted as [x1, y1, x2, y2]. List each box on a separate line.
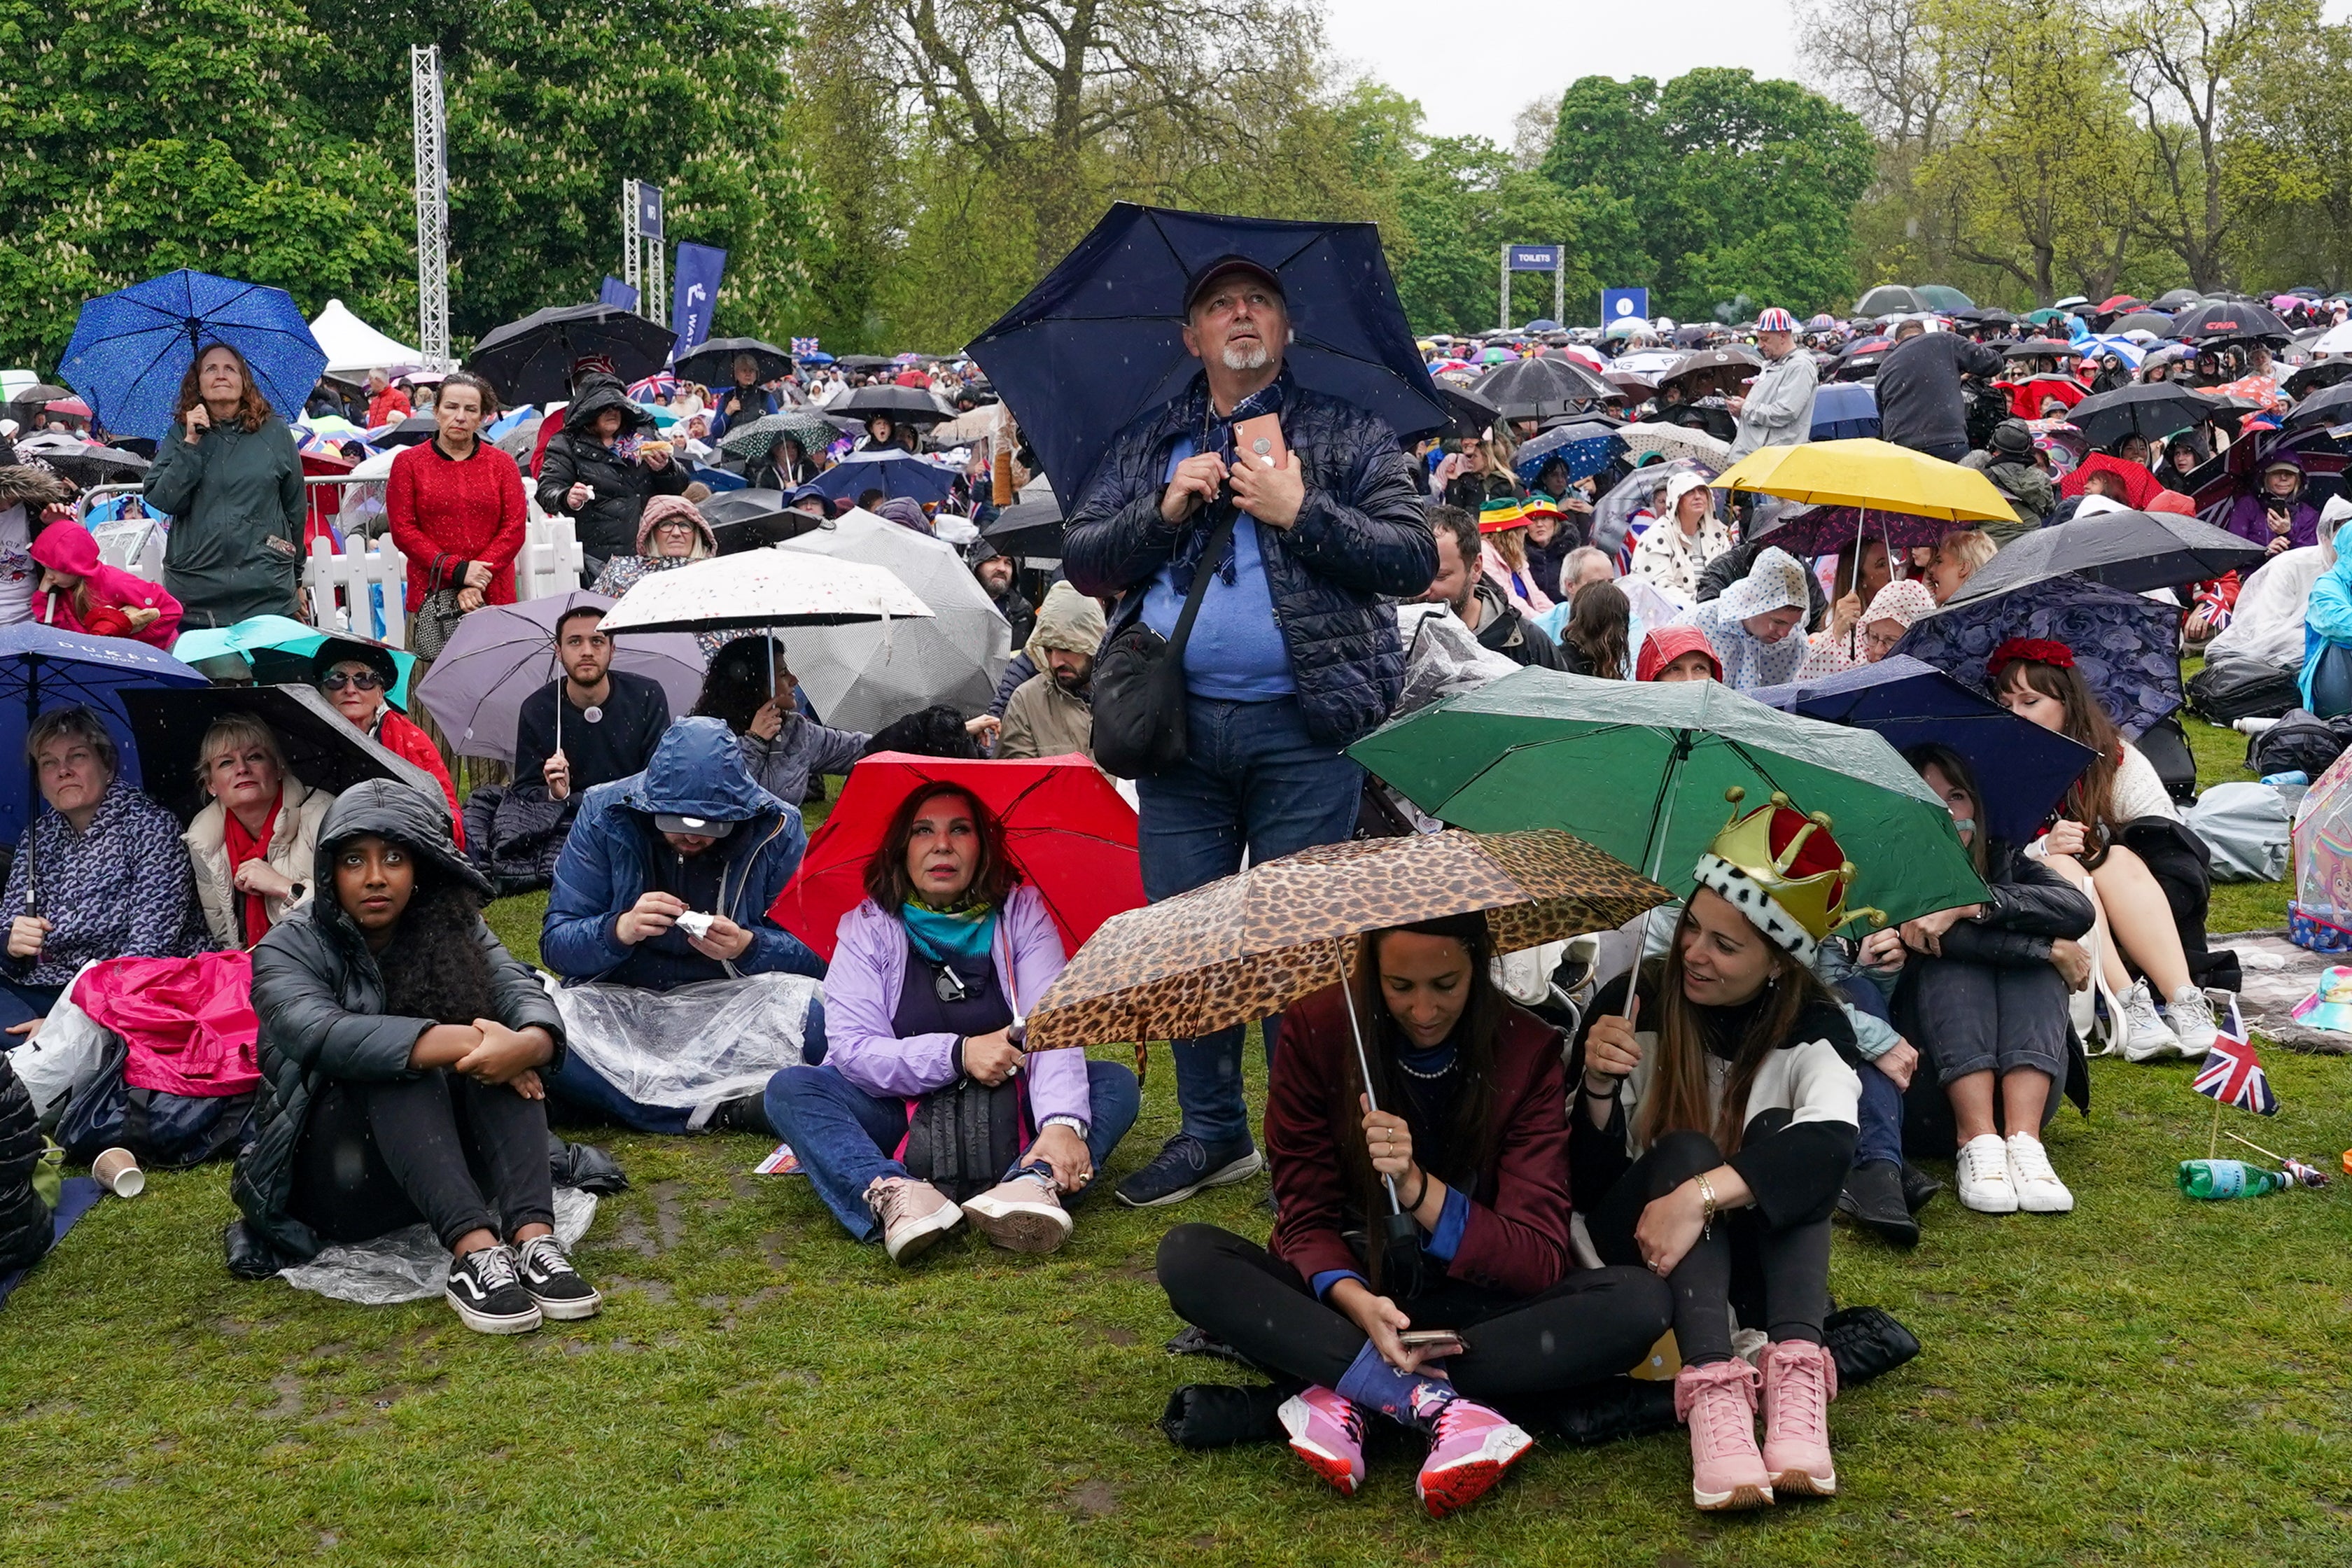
[1061, 372, 1435, 748]
[0, 1049, 51, 1274]
[228, 780, 564, 1271]
[534, 374, 690, 559]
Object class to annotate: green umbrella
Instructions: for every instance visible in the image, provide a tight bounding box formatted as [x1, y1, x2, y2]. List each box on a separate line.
[1349, 668, 1987, 929]
[718, 410, 843, 460]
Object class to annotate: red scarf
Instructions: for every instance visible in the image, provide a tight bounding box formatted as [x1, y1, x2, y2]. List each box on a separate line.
[221, 796, 284, 944]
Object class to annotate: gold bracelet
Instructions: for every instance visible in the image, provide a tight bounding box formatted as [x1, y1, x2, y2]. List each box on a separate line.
[1694, 1172, 1717, 1240]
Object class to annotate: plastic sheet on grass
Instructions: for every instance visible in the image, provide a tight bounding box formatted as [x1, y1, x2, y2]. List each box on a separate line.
[547, 972, 821, 1110]
[278, 1186, 598, 1306]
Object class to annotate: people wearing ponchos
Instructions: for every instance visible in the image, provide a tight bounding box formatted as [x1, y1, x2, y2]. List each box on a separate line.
[1635, 624, 1721, 682]
[1627, 472, 1733, 597]
[2210, 496, 2346, 673]
[2059, 451, 2164, 512]
[2221, 454, 2322, 553]
[1672, 545, 1811, 691]
[1795, 577, 1938, 679]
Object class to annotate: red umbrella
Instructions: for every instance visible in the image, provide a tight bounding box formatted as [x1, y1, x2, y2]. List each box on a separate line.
[44, 398, 91, 417]
[769, 752, 1143, 963]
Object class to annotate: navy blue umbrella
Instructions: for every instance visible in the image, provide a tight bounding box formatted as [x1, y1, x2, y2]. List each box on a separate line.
[0, 626, 209, 904]
[807, 449, 958, 505]
[1747, 656, 2097, 845]
[968, 204, 1446, 509]
[1893, 573, 2183, 742]
[59, 270, 327, 441]
[1808, 382, 1880, 441]
[1513, 421, 1627, 484]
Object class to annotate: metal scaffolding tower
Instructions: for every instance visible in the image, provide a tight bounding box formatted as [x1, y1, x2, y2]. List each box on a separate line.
[622, 178, 643, 302]
[622, 180, 666, 327]
[410, 45, 451, 370]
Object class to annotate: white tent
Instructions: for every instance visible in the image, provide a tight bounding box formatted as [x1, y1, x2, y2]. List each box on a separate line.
[309, 299, 421, 377]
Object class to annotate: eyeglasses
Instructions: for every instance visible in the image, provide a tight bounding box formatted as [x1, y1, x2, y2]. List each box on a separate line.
[321, 669, 386, 692]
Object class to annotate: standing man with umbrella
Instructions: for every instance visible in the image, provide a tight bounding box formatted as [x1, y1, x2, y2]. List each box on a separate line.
[1060, 254, 1436, 1209]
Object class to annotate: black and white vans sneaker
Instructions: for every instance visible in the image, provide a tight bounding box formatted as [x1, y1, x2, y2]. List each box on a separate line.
[515, 1235, 603, 1320]
[444, 1244, 543, 1334]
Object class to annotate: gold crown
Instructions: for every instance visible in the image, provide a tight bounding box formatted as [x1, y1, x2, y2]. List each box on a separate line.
[1705, 788, 1884, 940]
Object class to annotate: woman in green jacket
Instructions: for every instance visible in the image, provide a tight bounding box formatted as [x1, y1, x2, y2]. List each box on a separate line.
[142, 342, 307, 629]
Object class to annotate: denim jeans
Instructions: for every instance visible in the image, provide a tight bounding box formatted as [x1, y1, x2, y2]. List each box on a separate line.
[1135, 695, 1364, 1145]
[766, 1058, 1142, 1240]
[545, 997, 828, 1135]
[1836, 974, 1904, 1169]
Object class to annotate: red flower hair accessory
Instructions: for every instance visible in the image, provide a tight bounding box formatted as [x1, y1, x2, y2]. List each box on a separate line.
[1987, 636, 2076, 680]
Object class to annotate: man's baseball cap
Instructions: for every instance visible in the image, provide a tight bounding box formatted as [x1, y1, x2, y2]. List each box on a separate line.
[1755, 307, 1797, 333]
[655, 813, 738, 839]
[1183, 255, 1285, 314]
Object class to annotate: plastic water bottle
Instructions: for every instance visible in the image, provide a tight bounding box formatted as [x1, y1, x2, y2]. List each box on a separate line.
[2260, 770, 2309, 787]
[2176, 1158, 2288, 1200]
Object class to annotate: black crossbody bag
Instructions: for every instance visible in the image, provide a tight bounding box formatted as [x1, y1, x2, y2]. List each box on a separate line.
[1091, 502, 1238, 780]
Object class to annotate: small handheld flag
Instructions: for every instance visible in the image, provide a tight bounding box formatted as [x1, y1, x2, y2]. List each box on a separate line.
[2192, 996, 2278, 1116]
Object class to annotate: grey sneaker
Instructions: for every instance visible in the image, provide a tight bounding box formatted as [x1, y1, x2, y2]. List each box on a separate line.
[2118, 979, 2184, 1062]
[2165, 986, 2218, 1058]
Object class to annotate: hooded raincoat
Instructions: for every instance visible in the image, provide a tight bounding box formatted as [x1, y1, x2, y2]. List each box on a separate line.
[999, 582, 1105, 761]
[29, 522, 182, 647]
[2211, 500, 2346, 671]
[231, 780, 561, 1268]
[142, 413, 306, 629]
[1673, 546, 1813, 691]
[540, 717, 822, 990]
[534, 374, 691, 559]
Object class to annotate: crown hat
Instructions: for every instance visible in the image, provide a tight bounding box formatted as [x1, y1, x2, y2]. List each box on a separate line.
[1690, 788, 1885, 965]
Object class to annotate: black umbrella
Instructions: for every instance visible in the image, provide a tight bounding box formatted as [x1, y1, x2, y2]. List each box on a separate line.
[1971, 308, 2022, 328]
[465, 303, 677, 405]
[1434, 382, 1502, 439]
[12, 440, 149, 487]
[1945, 508, 2268, 604]
[697, 489, 821, 553]
[2286, 360, 2352, 399]
[832, 354, 897, 372]
[672, 337, 793, 387]
[2155, 288, 2204, 309]
[2282, 380, 2352, 433]
[2108, 310, 2174, 335]
[1471, 355, 1618, 420]
[968, 202, 1446, 509]
[2065, 384, 2224, 446]
[2167, 300, 2292, 346]
[1854, 284, 1926, 316]
[1656, 346, 1760, 396]
[2001, 340, 2070, 361]
[120, 683, 442, 825]
[374, 414, 439, 448]
[983, 497, 1068, 559]
[832, 384, 949, 426]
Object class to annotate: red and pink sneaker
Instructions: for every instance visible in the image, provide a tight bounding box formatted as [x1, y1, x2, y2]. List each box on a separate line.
[1676, 1358, 1772, 1511]
[1413, 1398, 1534, 1519]
[1278, 1386, 1368, 1497]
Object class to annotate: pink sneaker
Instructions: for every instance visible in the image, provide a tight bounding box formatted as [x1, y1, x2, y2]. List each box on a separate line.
[1675, 1359, 1772, 1511]
[1414, 1398, 1534, 1518]
[1278, 1386, 1366, 1497]
[1759, 1339, 1839, 1498]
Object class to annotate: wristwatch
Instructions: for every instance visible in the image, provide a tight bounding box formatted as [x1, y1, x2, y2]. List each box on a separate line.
[1040, 1114, 1088, 1138]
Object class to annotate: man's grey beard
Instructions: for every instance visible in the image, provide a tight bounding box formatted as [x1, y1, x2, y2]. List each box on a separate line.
[1219, 340, 1270, 372]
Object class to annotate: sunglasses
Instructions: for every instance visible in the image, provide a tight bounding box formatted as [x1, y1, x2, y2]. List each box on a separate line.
[321, 669, 386, 692]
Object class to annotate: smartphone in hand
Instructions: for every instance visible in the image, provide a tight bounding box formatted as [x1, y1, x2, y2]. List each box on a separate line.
[1233, 412, 1287, 472]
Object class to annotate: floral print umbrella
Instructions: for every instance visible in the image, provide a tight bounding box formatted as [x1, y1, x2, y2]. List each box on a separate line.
[1892, 573, 2183, 741]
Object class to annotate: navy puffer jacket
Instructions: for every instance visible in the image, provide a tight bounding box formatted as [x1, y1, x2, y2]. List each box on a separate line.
[1061, 372, 1435, 748]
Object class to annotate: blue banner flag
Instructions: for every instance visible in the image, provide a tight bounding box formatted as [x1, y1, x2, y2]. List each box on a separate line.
[1602, 288, 1651, 326]
[1508, 245, 1560, 273]
[668, 243, 727, 360]
[599, 275, 640, 312]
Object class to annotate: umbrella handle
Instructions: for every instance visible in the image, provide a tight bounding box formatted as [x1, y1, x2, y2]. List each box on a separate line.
[1335, 945, 1406, 1219]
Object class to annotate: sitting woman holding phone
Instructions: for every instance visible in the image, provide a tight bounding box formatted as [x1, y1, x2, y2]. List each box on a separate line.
[1572, 792, 1865, 1512]
[765, 780, 1139, 1261]
[1158, 911, 1674, 1520]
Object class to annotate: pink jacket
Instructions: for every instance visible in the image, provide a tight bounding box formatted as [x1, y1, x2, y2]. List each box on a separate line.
[1480, 540, 1553, 615]
[30, 523, 183, 648]
[821, 881, 1092, 1128]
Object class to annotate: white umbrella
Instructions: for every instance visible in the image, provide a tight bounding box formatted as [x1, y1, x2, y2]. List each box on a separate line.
[2309, 320, 2352, 357]
[596, 550, 932, 634]
[777, 507, 1013, 732]
[1616, 421, 1733, 468]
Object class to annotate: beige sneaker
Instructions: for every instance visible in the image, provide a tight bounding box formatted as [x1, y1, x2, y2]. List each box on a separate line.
[864, 1175, 964, 1264]
[960, 1168, 1074, 1254]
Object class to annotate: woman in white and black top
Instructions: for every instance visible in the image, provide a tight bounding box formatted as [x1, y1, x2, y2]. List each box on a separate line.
[1570, 792, 1864, 1513]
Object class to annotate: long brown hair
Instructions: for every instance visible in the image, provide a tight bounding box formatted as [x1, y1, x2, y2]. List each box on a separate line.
[174, 342, 272, 433]
[1998, 657, 2120, 857]
[1904, 741, 1989, 878]
[862, 780, 1019, 911]
[1562, 580, 1631, 678]
[1638, 897, 1835, 1154]
[1341, 912, 1506, 1287]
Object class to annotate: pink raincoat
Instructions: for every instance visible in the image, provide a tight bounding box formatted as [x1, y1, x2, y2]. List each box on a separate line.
[29, 523, 183, 648]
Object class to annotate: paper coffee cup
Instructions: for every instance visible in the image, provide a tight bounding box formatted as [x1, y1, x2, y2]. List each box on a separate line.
[92, 1147, 144, 1198]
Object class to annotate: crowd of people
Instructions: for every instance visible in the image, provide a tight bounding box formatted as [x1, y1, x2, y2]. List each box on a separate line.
[4, 253, 2342, 1526]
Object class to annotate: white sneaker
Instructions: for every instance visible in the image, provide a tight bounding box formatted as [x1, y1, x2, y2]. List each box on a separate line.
[1954, 1133, 2018, 1214]
[2118, 979, 2185, 1061]
[2003, 1133, 2075, 1214]
[2166, 986, 2218, 1058]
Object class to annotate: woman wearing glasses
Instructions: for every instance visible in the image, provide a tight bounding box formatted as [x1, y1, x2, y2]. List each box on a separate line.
[310, 639, 462, 846]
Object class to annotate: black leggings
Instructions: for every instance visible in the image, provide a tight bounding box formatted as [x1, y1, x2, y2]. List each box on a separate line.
[1585, 1130, 1830, 1366]
[1156, 1223, 1672, 1403]
[290, 1070, 555, 1251]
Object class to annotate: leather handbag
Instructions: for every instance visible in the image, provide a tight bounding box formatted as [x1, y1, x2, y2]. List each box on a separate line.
[1090, 505, 1239, 780]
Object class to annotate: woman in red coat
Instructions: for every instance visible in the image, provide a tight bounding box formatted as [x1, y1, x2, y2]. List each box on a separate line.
[309, 639, 463, 847]
[1155, 911, 1672, 1519]
[385, 372, 527, 635]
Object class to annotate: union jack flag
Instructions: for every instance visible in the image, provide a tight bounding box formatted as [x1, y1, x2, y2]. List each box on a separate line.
[790, 337, 821, 356]
[2192, 996, 2278, 1115]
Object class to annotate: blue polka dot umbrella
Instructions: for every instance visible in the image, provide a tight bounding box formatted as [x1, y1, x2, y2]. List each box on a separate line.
[59, 270, 326, 441]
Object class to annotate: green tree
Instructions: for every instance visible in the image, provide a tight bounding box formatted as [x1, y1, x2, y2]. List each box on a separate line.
[2219, 2, 2352, 290]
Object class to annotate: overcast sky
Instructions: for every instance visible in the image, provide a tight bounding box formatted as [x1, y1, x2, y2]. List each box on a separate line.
[1321, 0, 1807, 147]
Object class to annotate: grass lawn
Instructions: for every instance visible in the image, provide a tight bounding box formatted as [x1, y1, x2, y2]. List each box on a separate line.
[7, 738, 2350, 1567]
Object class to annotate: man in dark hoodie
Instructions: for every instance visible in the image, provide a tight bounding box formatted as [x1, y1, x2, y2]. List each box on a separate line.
[533, 372, 691, 570]
[539, 717, 825, 1136]
[1420, 504, 1562, 668]
[1874, 321, 2005, 463]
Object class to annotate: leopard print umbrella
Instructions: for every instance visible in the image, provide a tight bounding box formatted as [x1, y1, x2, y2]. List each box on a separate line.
[1023, 828, 1667, 1054]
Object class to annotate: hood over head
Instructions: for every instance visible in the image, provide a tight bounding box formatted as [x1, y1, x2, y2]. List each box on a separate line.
[1637, 625, 1722, 681]
[564, 374, 652, 440]
[876, 496, 932, 535]
[28, 520, 100, 576]
[619, 715, 785, 826]
[1717, 546, 1811, 622]
[636, 493, 717, 556]
[1025, 580, 1107, 664]
[314, 778, 490, 899]
[1861, 578, 1938, 631]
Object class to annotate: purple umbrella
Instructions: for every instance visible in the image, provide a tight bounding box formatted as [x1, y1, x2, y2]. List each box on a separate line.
[1891, 574, 2182, 741]
[1751, 504, 1973, 556]
[411, 592, 708, 764]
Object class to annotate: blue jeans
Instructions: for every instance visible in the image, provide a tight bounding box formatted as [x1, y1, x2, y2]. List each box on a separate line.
[545, 997, 828, 1135]
[1837, 974, 1904, 1169]
[766, 1058, 1142, 1240]
[1135, 695, 1363, 1145]
[2312, 642, 2352, 719]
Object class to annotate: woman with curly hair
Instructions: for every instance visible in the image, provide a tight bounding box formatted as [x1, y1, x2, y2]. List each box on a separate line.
[142, 342, 307, 629]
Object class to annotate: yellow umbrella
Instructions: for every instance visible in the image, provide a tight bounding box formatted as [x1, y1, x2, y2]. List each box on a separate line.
[1709, 437, 2015, 523]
